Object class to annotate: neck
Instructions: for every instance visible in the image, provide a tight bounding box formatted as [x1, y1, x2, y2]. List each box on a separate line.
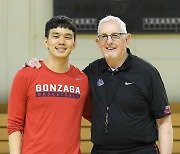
[106, 51, 128, 69]
[44, 57, 70, 73]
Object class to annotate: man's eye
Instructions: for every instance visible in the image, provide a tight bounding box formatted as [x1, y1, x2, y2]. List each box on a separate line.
[111, 34, 120, 39]
[65, 36, 72, 39]
[102, 35, 108, 38]
[53, 35, 59, 38]
[112, 34, 118, 36]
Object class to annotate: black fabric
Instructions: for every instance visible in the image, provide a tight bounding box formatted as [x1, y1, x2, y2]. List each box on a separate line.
[83, 48, 170, 150]
[91, 142, 159, 154]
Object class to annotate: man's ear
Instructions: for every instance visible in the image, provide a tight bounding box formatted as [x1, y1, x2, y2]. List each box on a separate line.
[72, 41, 77, 51]
[44, 37, 48, 48]
[125, 33, 131, 45]
[95, 37, 101, 47]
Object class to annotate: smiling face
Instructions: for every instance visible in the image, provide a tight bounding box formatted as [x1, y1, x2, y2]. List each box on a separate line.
[96, 20, 131, 61]
[44, 27, 77, 60]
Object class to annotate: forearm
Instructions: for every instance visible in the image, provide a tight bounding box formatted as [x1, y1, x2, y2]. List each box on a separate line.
[9, 131, 22, 154]
[158, 117, 173, 154]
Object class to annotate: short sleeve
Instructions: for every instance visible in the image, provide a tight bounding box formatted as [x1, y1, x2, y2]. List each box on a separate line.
[82, 87, 92, 122]
[149, 68, 171, 119]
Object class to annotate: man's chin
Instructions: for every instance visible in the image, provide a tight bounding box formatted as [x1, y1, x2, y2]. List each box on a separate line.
[104, 54, 117, 59]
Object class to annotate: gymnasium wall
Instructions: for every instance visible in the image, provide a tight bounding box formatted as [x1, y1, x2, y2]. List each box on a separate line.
[0, 0, 180, 104]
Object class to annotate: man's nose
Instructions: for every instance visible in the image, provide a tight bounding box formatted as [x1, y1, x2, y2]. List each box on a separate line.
[58, 37, 65, 44]
[107, 35, 113, 44]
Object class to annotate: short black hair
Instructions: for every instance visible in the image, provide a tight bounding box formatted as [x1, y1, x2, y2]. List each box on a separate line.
[45, 15, 77, 40]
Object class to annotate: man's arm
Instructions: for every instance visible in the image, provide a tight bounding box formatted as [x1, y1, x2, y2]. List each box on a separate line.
[82, 89, 92, 122]
[9, 131, 22, 154]
[156, 115, 173, 154]
[8, 70, 28, 154]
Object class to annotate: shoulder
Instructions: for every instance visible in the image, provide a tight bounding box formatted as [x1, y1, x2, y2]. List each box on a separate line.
[83, 58, 104, 71]
[70, 65, 88, 78]
[132, 55, 159, 75]
[13, 67, 40, 82]
[88, 58, 104, 67]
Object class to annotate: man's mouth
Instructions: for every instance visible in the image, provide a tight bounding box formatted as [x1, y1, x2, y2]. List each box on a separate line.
[55, 47, 67, 53]
[106, 47, 116, 50]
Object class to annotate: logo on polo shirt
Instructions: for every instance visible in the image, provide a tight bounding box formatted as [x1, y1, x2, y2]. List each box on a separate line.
[125, 81, 135, 85]
[97, 79, 104, 86]
[164, 105, 171, 114]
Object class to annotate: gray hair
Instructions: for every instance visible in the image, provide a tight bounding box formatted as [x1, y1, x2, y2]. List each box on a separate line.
[97, 15, 127, 34]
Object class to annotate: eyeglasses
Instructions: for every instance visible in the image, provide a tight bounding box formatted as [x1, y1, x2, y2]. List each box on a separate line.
[98, 33, 126, 42]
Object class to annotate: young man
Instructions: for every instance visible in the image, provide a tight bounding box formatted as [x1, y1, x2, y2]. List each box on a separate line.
[8, 15, 91, 154]
[25, 15, 173, 154]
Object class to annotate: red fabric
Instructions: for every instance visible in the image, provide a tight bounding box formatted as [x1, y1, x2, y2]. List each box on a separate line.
[8, 62, 91, 154]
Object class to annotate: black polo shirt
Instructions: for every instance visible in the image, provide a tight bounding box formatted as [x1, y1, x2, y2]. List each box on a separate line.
[83, 48, 171, 150]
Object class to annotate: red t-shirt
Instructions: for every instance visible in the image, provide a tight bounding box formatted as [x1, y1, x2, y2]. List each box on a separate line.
[8, 62, 91, 154]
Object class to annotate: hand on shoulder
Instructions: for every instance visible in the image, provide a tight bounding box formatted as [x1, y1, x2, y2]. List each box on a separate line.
[23, 58, 43, 69]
